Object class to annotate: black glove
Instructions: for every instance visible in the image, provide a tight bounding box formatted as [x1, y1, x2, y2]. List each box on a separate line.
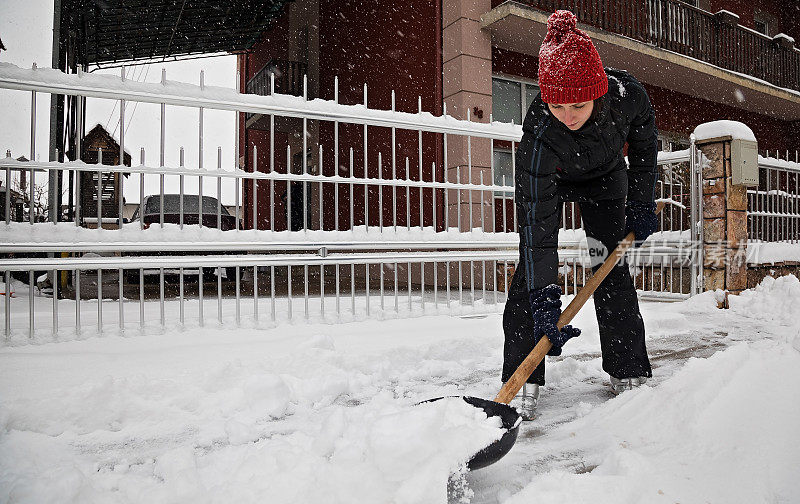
[625, 200, 658, 246]
[528, 284, 581, 357]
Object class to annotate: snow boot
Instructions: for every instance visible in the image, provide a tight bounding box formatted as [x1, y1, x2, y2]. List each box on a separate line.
[609, 375, 647, 395]
[514, 383, 539, 421]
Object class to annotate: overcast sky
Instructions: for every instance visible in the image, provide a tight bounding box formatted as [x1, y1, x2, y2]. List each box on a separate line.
[0, 0, 240, 204]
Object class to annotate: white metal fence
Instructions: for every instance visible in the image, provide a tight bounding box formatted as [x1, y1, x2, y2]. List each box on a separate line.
[0, 63, 698, 341]
[749, 152, 800, 245]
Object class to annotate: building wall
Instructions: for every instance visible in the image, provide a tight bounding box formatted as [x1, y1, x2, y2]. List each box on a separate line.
[645, 84, 795, 152]
[240, 1, 797, 230]
[318, 1, 440, 113]
[493, 47, 537, 81]
[238, 3, 304, 231]
[778, 0, 800, 41]
[241, 0, 443, 231]
[244, 15, 293, 83]
[707, 0, 757, 27]
[317, 0, 443, 230]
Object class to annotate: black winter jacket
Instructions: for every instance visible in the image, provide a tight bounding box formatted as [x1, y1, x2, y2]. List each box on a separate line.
[515, 68, 658, 291]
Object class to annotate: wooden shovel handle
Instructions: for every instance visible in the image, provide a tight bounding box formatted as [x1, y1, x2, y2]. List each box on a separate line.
[494, 201, 665, 404]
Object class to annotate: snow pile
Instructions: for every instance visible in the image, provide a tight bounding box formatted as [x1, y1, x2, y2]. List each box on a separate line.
[0, 379, 503, 503]
[693, 120, 756, 142]
[355, 398, 504, 503]
[506, 340, 800, 504]
[183, 396, 503, 504]
[0, 317, 509, 504]
[727, 273, 800, 326]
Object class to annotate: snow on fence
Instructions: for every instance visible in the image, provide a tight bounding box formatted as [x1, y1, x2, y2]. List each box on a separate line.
[0, 63, 697, 340]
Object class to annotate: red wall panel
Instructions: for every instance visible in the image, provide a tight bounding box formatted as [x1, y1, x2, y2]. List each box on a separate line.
[493, 47, 538, 81]
[241, 2, 797, 232]
[644, 83, 795, 152]
[242, 1, 444, 231]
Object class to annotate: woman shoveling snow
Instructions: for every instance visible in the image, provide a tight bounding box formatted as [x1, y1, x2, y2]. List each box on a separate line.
[502, 10, 660, 419]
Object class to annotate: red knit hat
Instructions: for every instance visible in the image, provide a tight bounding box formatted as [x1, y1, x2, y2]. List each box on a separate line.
[538, 10, 608, 104]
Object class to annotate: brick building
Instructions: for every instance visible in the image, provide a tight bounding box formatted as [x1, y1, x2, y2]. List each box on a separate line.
[238, 0, 800, 230]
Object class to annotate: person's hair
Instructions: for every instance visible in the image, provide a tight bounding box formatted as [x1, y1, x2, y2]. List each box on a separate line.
[589, 94, 606, 123]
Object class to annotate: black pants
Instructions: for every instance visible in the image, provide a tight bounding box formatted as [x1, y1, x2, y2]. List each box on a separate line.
[502, 198, 652, 385]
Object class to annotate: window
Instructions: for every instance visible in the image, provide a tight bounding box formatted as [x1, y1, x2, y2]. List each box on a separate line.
[492, 76, 539, 197]
[491, 77, 539, 125]
[492, 79, 521, 124]
[754, 17, 769, 36]
[91, 172, 116, 202]
[493, 150, 514, 197]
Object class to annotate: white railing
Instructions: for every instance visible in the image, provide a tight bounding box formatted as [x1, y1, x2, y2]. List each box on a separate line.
[748, 152, 800, 246]
[0, 62, 698, 341]
[0, 63, 520, 141]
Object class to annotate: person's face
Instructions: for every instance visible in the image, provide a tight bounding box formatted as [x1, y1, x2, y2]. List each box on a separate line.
[547, 101, 594, 130]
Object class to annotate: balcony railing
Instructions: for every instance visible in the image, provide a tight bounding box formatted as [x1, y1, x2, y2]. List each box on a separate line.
[506, 0, 800, 92]
[245, 59, 308, 122]
[246, 59, 307, 97]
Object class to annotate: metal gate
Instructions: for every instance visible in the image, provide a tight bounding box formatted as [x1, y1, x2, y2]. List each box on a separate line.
[1, 63, 700, 341]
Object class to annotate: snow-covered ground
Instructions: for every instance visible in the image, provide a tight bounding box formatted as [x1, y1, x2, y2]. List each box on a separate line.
[1, 275, 799, 503]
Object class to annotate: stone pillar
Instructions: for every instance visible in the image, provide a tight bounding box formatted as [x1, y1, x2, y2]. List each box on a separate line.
[696, 132, 752, 307]
[442, 0, 493, 232]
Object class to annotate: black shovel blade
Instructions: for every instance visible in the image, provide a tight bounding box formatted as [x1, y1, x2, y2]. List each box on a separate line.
[422, 396, 521, 471]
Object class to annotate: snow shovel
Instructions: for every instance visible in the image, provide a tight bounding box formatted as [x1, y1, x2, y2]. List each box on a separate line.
[447, 201, 666, 470]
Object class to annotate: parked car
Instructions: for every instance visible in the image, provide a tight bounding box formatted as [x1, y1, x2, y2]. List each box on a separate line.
[131, 194, 238, 230]
[126, 194, 239, 282]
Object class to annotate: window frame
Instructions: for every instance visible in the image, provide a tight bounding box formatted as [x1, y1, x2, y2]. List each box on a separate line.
[492, 148, 515, 199]
[753, 17, 769, 37]
[753, 8, 777, 38]
[491, 74, 539, 200]
[491, 74, 540, 125]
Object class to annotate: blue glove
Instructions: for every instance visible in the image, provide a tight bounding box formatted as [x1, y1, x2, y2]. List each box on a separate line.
[528, 284, 581, 356]
[625, 200, 658, 246]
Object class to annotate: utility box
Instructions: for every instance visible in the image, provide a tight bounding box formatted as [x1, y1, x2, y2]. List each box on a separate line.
[730, 138, 759, 186]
